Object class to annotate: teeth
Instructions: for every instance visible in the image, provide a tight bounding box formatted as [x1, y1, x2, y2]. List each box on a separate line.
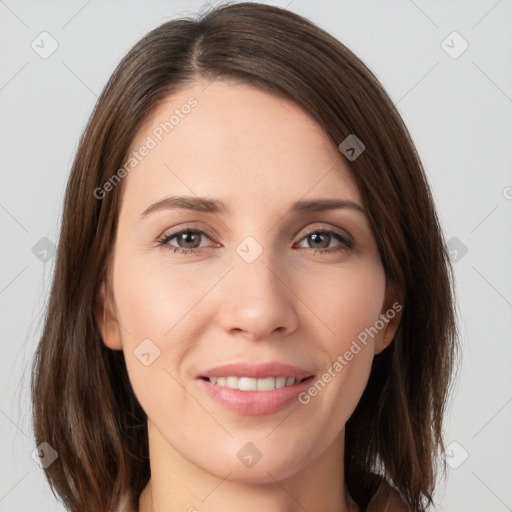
[275, 377, 286, 388]
[257, 377, 275, 391]
[207, 376, 298, 391]
[226, 376, 238, 388]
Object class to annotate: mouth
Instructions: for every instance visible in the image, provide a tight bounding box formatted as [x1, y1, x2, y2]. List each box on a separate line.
[196, 362, 315, 415]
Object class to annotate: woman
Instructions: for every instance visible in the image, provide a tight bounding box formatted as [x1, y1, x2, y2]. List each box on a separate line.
[31, 2, 458, 511]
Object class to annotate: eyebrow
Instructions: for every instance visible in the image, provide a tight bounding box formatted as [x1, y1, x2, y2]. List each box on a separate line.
[140, 195, 366, 217]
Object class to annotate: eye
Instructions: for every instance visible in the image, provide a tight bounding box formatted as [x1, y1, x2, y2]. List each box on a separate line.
[295, 228, 353, 255]
[157, 228, 215, 255]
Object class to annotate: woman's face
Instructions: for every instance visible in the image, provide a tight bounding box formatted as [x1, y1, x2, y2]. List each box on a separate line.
[97, 79, 401, 483]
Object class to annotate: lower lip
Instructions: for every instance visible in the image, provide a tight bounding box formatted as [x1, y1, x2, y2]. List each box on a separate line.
[196, 377, 314, 416]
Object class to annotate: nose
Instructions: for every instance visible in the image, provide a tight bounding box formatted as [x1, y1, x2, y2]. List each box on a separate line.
[214, 250, 299, 342]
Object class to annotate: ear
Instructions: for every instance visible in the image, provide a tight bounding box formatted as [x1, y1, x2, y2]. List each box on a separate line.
[374, 281, 403, 355]
[94, 280, 123, 350]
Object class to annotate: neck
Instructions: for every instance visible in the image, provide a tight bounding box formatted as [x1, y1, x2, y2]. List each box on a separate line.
[138, 420, 357, 512]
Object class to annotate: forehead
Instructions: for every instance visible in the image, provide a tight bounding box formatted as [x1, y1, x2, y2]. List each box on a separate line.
[121, 79, 362, 216]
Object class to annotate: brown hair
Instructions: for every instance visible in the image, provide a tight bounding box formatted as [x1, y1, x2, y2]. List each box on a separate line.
[31, 2, 459, 511]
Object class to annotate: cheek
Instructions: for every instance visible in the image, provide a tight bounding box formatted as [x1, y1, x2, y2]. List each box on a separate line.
[112, 246, 210, 347]
[303, 261, 387, 352]
[110, 249, 213, 420]
[296, 262, 385, 420]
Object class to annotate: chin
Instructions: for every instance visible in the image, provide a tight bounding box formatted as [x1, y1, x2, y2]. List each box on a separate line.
[194, 440, 314, 484]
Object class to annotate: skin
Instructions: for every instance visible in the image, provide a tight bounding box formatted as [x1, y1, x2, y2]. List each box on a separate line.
[96, 79, 402, 512]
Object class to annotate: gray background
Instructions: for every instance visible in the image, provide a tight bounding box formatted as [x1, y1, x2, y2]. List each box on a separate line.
[1, 0, 511, 510]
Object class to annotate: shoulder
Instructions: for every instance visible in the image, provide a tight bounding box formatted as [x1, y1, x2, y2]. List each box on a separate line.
[366, 478, 410, 512]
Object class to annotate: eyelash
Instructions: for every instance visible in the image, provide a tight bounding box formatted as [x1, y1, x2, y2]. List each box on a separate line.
[157, 227, 353, 256]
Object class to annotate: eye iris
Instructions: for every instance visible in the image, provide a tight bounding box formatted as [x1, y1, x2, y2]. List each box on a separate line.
[309, 232, 329, 249]
[178, 231, 201, 249]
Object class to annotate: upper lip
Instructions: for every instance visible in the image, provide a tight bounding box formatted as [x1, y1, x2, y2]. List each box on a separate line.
[198, 362, 314, 380]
